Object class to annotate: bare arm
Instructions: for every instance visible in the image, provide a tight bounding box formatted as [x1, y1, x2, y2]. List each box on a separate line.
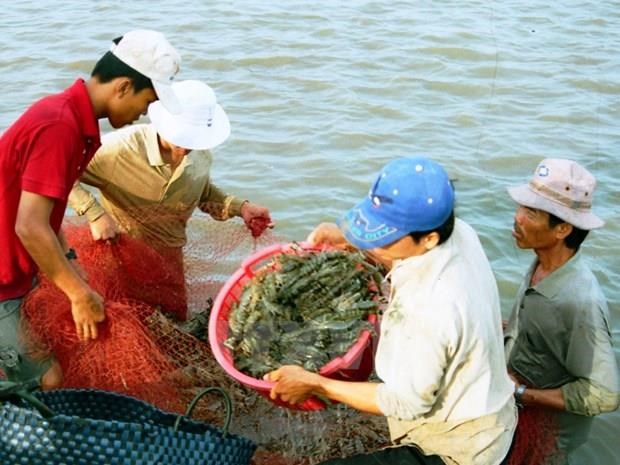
[509, 370, 566, 411]
[515, 375, 620, 415]
[57, 228, 70, 252]
[267, 365, 382, 415]
[520, 387, 566, 410]
[16, 191, 105, 341]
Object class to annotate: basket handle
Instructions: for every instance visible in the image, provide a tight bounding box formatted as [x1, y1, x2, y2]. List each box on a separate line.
[173, 386, 232, 437]
[0, 379, 55, 418]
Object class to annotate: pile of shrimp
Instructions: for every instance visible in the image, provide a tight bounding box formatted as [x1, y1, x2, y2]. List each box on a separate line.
[225, 246, 385, 377]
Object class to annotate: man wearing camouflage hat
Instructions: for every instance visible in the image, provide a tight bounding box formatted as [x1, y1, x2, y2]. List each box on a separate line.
[505, 158, 620, 463]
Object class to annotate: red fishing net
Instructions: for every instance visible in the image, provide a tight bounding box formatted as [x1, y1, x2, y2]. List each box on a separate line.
[22, 284, 182, 412]
[15, 214, 562, 465]
[58, 222, 187, 320]
[20, 215, 280, 412]
[507, 406, 563, 465]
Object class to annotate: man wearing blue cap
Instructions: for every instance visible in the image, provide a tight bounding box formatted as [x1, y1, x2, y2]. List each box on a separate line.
[267, 157, 516, 465]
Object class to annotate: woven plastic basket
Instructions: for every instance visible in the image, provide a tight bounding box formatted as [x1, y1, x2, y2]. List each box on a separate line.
[0, 380, 256, 465]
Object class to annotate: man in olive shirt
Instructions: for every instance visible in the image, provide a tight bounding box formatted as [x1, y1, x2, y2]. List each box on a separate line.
[504, 158, 619, 463]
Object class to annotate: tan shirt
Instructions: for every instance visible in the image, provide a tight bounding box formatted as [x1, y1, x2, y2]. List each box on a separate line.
[68, 124, 245, 248]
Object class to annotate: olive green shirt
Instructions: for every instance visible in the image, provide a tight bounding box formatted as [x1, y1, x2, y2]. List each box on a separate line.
[68, 124, 245, 248]
[504, 251, 620, 455]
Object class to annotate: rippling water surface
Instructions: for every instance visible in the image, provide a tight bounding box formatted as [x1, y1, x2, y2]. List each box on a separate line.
[1, 1, 618, 463]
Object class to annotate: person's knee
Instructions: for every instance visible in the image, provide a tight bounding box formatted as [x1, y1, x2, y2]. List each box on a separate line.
[40, 360, 63, 390]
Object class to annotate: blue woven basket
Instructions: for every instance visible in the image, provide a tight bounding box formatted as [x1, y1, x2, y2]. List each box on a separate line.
[0, 381, 256, 465]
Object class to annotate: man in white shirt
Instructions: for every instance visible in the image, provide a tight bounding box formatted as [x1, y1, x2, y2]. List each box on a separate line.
[267, 157, 516, 465]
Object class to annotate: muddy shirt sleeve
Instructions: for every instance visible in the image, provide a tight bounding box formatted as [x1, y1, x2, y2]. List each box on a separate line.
[68, 137, 121, 222]
[561, 299, 620, 415]
[562, 378, 620, 416]
[198, 180, 245, 220]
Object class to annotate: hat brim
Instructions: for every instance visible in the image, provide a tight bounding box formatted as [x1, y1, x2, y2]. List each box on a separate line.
[148, 101, 231, 151]
[338, 198, 408, 250]
[508, 184, 604, 230]
[152, 81, 182, 115]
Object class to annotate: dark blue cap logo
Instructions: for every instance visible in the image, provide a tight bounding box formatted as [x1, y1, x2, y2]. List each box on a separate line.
[345, 208, 397, 243]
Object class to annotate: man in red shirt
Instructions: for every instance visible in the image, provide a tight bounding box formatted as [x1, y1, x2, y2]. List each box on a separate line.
[0, 30, 181, 390]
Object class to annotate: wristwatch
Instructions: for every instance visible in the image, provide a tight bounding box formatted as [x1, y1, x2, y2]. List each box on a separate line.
[65, 248, 78, 260]
[514, 384, 527, 406]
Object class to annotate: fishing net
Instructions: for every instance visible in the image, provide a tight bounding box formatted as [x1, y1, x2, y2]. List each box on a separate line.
[15, 212, 562, 465]
[19, 214, 281, 405]
[21, 286, 183, 412]
[507, 406, 563, 465]
[56, 222, 187, 320]
[17, 213, 388, 464]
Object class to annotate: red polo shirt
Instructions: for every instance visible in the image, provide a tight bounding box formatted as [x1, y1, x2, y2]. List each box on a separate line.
[0, 79, 101, 300]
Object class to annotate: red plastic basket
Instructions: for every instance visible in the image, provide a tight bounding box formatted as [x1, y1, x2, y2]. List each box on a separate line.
[208, 242, 378, 411]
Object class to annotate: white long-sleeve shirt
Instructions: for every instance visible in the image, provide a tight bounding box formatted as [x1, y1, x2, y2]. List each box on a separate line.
[375, 219, 516, 465]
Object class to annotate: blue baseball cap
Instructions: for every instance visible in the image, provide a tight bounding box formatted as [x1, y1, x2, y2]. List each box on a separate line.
[339, 157, 455, 250]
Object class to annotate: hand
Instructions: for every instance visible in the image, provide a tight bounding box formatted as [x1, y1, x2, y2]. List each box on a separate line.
[265, 365, 321, 404]
[89, 213, 119, 241]
[70, 288, 105, 342]
[306, 223, 350, 249]
[240, 202, 274, 238]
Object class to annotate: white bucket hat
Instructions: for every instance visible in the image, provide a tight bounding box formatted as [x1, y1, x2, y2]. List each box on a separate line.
[508, 158, 604, 230]
[111, 29, 182, 114]
[147, 80, 231, 151]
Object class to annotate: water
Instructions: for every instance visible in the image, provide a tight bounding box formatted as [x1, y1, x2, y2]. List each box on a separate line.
[1, 1, 618, 463]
